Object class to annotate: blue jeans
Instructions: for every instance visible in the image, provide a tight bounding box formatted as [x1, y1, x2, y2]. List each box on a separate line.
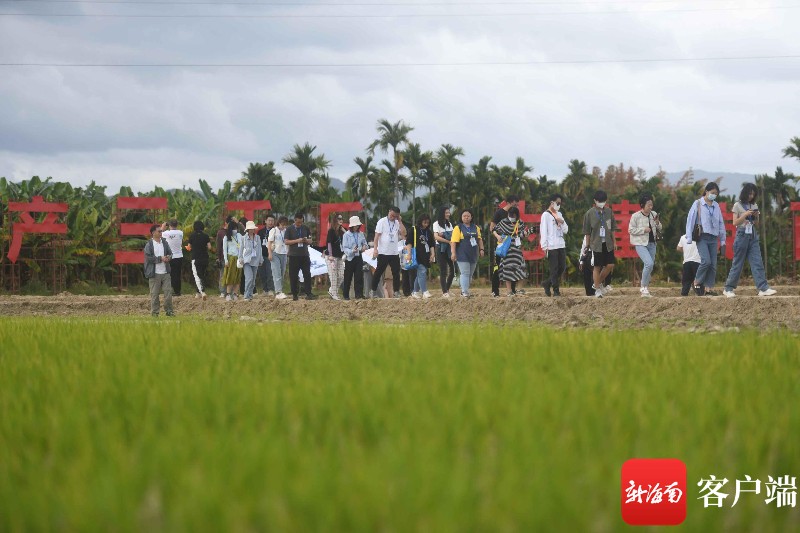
[270, 253, 287, 293]
[259, 256, 274, 293]
[413, 264, 428, 293]
[695, 234, 719, 288]
[243, 264, 258, 299]
[457, 261, 477, 295]
[635, 243, 657, 288]
[725, 229, 769, 292]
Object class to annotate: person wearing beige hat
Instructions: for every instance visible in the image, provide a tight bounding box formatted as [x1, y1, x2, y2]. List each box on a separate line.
[239, 220, 264, 301]
[342, 215, 368, 300]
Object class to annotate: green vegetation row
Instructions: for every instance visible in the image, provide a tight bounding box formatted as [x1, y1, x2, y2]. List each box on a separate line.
[1, 318, 798, 531]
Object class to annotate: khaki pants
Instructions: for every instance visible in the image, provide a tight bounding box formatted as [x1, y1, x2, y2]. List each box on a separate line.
[149, 273, 173, 316]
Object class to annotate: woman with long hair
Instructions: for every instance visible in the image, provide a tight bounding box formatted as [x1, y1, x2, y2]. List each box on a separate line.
[723, 183, 777, 297]
[221, 220, 242, 301]
[433, 205, 455, 297]
[325, 212, 346, 300]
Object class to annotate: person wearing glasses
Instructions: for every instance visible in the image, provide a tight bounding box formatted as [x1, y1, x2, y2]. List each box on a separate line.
[326, 213, 346, 300]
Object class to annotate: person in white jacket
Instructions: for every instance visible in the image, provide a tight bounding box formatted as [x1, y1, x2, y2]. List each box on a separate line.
[628, 193, 663, 298]
[540, 193, 569, 296]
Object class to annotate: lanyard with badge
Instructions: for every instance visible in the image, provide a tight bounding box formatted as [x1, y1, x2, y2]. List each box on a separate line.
[703, 203, 716, 232]
[421, 229, 430, 253]
[296, 226, 305, 248]
[388, 219, 397, 243]
[463, 225, 478, 247]
[598, 209, 607, 239]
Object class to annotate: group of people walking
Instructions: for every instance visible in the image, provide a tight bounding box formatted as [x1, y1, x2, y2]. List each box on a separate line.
[142, 182, 778, 315]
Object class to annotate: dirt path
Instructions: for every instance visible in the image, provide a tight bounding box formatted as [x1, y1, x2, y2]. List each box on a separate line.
[2, 286, 799, 331]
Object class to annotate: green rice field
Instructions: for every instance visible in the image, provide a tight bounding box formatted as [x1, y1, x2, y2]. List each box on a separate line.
[1, 318, 799, 531]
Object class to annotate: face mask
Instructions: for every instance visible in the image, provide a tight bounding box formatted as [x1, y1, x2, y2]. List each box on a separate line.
[596, 202, 606, 209]
[707, 193, 717, 201]
[552, 204, 561, 212]
[508, 217, 517, 223]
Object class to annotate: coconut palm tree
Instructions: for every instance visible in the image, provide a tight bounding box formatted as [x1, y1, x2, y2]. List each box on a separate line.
[561, 159, 595, 204]
[782, 136, 800, 163]
[367, 119, 414, 207]
[347, 156, 378, 214]
[282, 143, 331, 212]
[403, 143, 434, 223]
[436, 144, 465, 205]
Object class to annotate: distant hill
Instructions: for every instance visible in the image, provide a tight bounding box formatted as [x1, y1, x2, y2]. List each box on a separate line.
[330, 177, 347, 192]
[664, 169, 757, 195]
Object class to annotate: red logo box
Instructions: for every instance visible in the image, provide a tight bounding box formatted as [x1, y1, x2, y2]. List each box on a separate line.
[621, 458, 687, 526]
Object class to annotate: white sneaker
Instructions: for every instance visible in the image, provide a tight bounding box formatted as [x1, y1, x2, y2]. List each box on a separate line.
[592, 285, 605, 296]
[640, 288, 652, 298]
[594, 291, 603, 298]
[411, 292, 421, 299]
[604, 284, 614, 293]
[758, 288, 777, 297]
[723, 290, 736, 298]
[275, 292, 287, 300]
[225, 294, 232, 302]
[442, 292, 451, 298]
[231, 294, 239, 301]
[422, 291, 432, 299]
[461, 292, 470, 298]
[195, 293, 200, 299]
[219, 293, 226, 298]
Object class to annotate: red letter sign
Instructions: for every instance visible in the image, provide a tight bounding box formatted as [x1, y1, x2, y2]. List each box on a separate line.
[6, 196, 68, 263]
[611, 200, 639, 259]
[114, 197, 168, 264]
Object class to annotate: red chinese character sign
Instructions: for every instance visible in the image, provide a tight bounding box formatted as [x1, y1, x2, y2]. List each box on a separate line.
[317, 202, 364, 247]
[719, 202, 735, 260]
[224, 201, 272, 227]
[611, 200, 639, 259]
[5, 196, 68, 263]
[114, 197, 168, 265]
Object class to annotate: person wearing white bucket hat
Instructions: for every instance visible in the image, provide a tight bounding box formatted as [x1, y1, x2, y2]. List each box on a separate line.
[239, 220, 264, 301]
[342, 215, 368, 300]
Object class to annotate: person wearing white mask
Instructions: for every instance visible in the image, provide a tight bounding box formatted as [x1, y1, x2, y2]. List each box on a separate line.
[582, 190, 616, 298]
[684, 182, 726, 296]
[540, 193, 569, 297]
[239, 220, 264, 301]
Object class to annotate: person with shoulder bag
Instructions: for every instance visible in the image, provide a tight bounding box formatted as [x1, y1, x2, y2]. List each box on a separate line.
[684, 182, 726, 296]
[628, 193, 663, 298]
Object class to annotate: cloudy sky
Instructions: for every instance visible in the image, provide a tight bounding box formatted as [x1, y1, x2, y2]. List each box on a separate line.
[1, 0, 799, 193]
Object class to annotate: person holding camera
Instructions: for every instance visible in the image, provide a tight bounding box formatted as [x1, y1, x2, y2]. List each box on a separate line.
[723, 183, 777, 297]
[628, 193, 663, 298]
[285, 212, 317, 301]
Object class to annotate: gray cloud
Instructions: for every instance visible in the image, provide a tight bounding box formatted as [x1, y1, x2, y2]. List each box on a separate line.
[1, 1, 799, 192]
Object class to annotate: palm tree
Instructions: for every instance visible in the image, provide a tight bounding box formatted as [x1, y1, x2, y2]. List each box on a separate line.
[561, 159, 595, 204]
[782, 136, 800, 162]
[347, 156, 379, 214]
[282, 143, 331, 212]
[367, 119, 414, 207]
[233, 162, 283, 201]
[403, 143, 434, 223]
[436, 144, 465, 205]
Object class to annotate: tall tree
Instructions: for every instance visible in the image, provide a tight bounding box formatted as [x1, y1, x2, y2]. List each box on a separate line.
[560, 159, 595, 204]
[367, 119, 414, 207]
[347, 156, 379, 214]
[233, 162, 283, 201]
[282, 143, 331, 212]
[403, 143, 434, 223]
[436, 144, 465, 206]
[782, 136, 800, 163]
